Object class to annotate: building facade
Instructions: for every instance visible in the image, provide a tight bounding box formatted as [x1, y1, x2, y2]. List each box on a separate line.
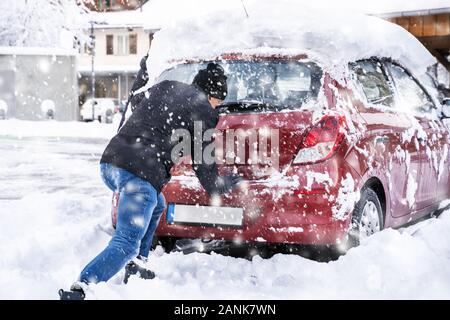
[77, 9, 156, 107]
[0, 47, 78, 121]
[82, 0, 148, 12]
[380, 8, 450, 86]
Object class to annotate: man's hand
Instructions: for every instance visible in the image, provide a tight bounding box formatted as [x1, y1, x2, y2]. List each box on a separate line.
[216, 174, 243, 195]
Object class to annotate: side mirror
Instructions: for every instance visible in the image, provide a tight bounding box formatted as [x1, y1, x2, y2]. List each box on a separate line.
[442, 98, 450, 118]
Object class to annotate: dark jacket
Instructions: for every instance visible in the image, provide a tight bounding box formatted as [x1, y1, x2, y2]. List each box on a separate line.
[101, 80, 221, 194]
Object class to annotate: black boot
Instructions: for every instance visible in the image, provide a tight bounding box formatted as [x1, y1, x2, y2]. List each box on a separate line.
[123, 261, 155, 284]
[59, 283, 86, 300]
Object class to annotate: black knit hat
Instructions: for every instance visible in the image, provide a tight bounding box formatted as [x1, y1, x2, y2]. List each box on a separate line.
[192, 63, 228, 100]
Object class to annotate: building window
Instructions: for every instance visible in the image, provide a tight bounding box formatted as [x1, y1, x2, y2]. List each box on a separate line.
[98, 0, 115, 10]
[129, 34, 137, 54]
[106, 34, 138, 56]
[116, 34, 129, 55]
[106, 35, 114, 55]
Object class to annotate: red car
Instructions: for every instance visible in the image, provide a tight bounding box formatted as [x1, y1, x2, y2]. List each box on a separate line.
[113, 54, 450, 253]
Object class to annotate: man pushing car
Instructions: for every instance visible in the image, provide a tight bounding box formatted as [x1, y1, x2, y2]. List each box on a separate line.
[59, 61, 242, 300]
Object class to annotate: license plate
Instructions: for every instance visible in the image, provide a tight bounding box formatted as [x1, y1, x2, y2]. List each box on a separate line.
[166, 204, 244, 227]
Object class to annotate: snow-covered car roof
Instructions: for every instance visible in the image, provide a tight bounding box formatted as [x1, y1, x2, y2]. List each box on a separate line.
[145, 0, 436, 85]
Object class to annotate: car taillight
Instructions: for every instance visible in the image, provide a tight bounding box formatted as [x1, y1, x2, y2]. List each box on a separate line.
[293, 115, 347, 164]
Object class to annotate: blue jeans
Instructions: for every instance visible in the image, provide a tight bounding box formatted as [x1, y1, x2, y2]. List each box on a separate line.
[79, 163, 166, 284]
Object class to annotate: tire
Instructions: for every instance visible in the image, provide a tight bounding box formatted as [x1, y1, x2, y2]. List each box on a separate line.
[152, 236, 178, 253]
[336, 187, 384, 253]
[349, 187, 384, 246]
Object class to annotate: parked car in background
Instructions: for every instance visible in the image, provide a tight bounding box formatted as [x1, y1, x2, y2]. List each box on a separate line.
[80, 98, 116, 123]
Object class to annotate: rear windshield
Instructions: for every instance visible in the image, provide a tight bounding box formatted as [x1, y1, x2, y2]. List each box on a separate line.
[156, 60, 323, 113]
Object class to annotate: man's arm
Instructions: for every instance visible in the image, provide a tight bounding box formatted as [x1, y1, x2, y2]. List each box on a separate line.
[191, 110, 241, 196]
[192, 162, 220, 195]
[130, 55, 149, 111]
[130, 92, 146, 110]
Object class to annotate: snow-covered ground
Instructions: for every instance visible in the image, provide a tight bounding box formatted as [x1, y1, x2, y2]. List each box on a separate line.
[1, 120, 450, 300]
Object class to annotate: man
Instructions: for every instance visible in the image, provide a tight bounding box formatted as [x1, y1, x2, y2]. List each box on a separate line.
[59, 62, 241, 300]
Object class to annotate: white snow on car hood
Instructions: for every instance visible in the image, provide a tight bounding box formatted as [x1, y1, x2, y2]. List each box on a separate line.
[145, 0, 436, 84]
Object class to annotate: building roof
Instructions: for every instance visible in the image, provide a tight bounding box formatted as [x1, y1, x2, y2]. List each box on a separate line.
[336, 0, 450, 15]
[0, 46, 77, 56]
[376, 7, 450, 19]
[89, 10, 145, 29]
[88, 0, 450, 31]
[82, 0, 147, 12]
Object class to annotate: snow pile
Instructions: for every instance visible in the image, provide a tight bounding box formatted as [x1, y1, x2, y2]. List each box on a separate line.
[120, 213, 450, 299]
[145, 0, 435, 83]
[1, 191, 450, 299]
[0, 192, 113, 299]
[1, 122, 450, 299]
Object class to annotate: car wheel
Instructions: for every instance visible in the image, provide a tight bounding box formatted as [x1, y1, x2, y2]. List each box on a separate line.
[0, 109, 5, 120]
[152, 236, 178, 253]
[348, 187, 383, 247]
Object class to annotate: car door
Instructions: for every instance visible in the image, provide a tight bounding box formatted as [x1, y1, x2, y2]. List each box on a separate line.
[350, 59, 414, 219]
[383, 61, 438, 212]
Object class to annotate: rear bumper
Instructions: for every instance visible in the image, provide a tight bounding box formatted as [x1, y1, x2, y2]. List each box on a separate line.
[157, 161, 358, 245]
[156, 200, 348, 245]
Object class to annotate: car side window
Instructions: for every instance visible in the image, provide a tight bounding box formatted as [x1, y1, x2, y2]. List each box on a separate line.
[350, 60, 395, 107]
[385, 62, 434, 113]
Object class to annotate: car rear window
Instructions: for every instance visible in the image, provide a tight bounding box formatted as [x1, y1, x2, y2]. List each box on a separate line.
[157, 60, 323, 113]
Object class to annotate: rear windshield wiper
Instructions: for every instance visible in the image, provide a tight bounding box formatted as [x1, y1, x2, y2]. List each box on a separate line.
[217, 101, 283, 113]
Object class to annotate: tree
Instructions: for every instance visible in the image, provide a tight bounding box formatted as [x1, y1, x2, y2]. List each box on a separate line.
[0, 0, 88, 49]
